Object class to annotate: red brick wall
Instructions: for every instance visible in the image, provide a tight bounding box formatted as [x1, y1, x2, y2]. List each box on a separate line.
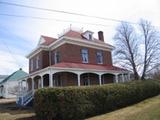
[29, 43, 113, 73]
[51, 43, 112, 65]
[42, 51, 49, 68]
[29, 50, 49, 73]
[29, 51, 43, 73]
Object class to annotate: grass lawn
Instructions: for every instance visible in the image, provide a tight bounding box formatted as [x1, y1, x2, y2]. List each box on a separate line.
[87, 95, 160, 120]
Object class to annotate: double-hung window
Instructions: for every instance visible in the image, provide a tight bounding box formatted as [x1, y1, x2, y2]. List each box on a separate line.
[55, 51, 60, 64]
[96, 51, 103, 64]
[81, 48, 89, 63]
[36, 56, 40, 69]
[30, 59, 34, 71]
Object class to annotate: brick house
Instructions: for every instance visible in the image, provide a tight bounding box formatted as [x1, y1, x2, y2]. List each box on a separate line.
[17, 29, 130, 106]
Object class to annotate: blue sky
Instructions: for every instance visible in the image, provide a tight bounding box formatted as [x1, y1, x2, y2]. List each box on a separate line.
[0, 0, 160, 75]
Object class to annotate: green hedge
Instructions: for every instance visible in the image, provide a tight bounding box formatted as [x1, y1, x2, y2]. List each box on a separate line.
[34, 80, 160, 120]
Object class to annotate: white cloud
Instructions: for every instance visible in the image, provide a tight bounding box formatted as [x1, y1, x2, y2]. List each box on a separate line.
[0, 0, 160, 74]
[0, 50, 28, 75]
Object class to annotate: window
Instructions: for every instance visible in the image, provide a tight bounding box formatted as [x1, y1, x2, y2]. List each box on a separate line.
[81, 48, 89, 63]
[89, 34, 92, 40]
[55, 51, 60, 64]
[96, 51, 103, 64]
[36, 56, 40, 69]
[30, 59, 33, 71]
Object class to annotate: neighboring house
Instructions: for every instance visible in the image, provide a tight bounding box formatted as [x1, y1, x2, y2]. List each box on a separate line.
[0, 75, 8, 82]
[17, 28, 131, 106]
[0, 75, 8, 97]
[0, 69, 28, 98]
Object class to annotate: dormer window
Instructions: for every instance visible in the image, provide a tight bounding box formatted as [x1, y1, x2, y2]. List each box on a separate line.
[89, 34, 92, 40]
[38, 37, 45, 46]
[82, 30, 94, 40]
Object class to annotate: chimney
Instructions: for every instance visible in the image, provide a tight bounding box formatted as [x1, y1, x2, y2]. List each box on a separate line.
[98, 31, 104, 42]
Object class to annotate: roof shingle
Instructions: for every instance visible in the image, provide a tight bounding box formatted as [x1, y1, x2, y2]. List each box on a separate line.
[51, 62, 127, 72]
[41, 35, 57, 46]
[40, 30, 113, 47]
[0, 69, 28, 84]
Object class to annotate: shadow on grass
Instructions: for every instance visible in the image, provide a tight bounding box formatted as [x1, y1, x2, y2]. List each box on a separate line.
[0, 102, 35, 115]
[15, 116, 36, 120]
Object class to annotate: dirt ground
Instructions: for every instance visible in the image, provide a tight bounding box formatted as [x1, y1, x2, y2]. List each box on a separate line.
[0, 98, 16, 104]
[0, 98, 36, 120]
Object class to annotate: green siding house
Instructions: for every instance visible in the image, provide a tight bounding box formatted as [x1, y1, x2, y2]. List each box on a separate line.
[0, 69, 28, 98]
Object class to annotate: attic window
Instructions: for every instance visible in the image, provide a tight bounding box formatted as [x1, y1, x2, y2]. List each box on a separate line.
[82, 30, 94, 40]
[38, 37, 45, 45]
[89, 34, 92, 40]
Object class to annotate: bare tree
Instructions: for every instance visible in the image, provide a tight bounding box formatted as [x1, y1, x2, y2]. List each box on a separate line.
[114, 22, 140, 80]
[139, 19, 160, 80]
[114, 19, 160, 80]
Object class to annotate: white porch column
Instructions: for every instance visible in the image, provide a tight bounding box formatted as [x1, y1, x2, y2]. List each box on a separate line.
[26, 79, 29, 91]
[78, 74, 81, 86]
[41, 77, 44, 88]
[122, 74, 125, 82]
[99, 75, 102, 85]
[32, 79, 34, 91]
[115, 74, 118, 83]
[49, 73, 53, 87]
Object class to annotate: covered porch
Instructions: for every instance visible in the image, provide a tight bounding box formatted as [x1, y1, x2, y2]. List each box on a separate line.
[19, 67, 131, 91]
[17, 66, 131, 106]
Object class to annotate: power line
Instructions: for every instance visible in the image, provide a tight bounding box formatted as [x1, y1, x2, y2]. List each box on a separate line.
[0, 1, 137, 25]
[1, 1, 160, 29]
[0, 37, 23, 68]
[0, 13, 114, 27]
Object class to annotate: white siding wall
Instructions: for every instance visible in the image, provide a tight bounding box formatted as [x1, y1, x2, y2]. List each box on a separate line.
[2, 81, 19, 98]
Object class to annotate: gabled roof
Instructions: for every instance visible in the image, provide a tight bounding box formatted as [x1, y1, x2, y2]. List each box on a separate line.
[62, 30, 84, 39]
[27, 30, 115, 59]
[0, 69, 28, 84]
[40, 35, 57, 46]
[39, 30, 113, 47]
[61, 30, 114, 47]
[51, 62, 127, 72]
[0, 75, 8, 83]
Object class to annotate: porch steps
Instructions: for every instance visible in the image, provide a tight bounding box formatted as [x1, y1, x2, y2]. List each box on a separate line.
[23, 96, 33, 106]
[16, 90, 34, 106]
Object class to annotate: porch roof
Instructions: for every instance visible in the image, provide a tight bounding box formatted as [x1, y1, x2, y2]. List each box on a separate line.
[51, 62, 128, 72]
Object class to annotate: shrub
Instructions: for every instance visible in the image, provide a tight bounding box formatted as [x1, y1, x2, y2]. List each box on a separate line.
[34, 80, 160, 120]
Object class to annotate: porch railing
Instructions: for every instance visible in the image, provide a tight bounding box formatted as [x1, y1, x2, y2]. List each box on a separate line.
[16, 90, 34, 106]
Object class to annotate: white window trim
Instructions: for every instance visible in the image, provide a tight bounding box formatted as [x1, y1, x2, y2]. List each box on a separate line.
[97, 51, 103, 64]
[81, 48, 89, 63]
[54, 52, 57, 64]
[31, 59, 33, 71]
[36, 56, 40, 69]
[54, 51, 60, 64]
